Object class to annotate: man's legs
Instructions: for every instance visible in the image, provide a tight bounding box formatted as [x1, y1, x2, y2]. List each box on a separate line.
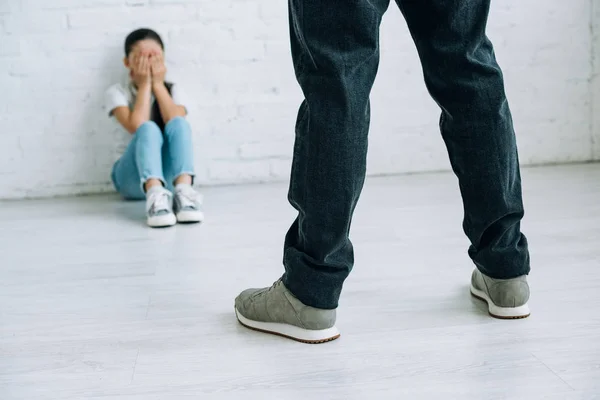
[234, 0, 390, 342]
[396, 0, 530, 317]
[282, 0, 392, 310]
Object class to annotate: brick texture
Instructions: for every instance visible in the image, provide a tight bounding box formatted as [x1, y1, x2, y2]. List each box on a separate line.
[0, 0, 596, 199]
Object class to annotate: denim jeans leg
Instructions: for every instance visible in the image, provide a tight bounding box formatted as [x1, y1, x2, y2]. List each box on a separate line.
[161, 116, 195, 191]
[135, 122, 166, 190]
[282, 0, 391, 309]
[397, 0, 531, 279]
[112, 121, 166, 200]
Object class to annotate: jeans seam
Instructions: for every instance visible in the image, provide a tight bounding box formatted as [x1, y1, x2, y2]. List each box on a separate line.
[290, 0, 318, 75]
[289, 103, 309, 212]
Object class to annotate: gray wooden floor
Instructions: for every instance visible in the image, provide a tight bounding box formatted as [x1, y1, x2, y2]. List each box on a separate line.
[1, 164, 599, 400]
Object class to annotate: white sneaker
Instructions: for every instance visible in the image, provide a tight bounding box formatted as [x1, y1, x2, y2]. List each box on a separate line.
[174, 185, 204, 223]
[145, 187, 176, 228]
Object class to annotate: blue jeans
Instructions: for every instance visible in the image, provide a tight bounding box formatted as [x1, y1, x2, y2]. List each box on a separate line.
[111, 117, 195, 200]
[282, 0, 531, 309]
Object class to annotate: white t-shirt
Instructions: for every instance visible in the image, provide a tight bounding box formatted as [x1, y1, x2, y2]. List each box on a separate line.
[104, 81, 190, 160]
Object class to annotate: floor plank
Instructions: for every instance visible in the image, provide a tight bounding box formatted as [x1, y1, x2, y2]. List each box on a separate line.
[1, 164, 599, 399]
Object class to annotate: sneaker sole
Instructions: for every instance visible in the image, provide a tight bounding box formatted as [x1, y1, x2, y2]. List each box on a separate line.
[176, 210, 204, 224]
[235, 307, 340, 344]
[470, 285, 530, 319]
[147, 214, 177, 228]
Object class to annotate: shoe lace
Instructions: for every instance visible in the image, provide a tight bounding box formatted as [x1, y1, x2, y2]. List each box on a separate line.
[268, 279, 282, 291]
[147, 190, 171, 213]
[177, 187, 199, 209]
[250, 279, 282, 299]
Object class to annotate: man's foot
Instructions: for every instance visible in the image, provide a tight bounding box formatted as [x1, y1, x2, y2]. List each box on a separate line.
[145, 186, 176, 228]
[234, 279, 340, 344]
[470, 269, 530, 319]
[174, 184, 204, 224]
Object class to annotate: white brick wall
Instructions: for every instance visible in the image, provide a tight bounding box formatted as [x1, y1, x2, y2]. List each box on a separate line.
[0, 0, 596, 199]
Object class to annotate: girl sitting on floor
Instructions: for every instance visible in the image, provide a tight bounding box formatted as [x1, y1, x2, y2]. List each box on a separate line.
[105, 28, 203, 228]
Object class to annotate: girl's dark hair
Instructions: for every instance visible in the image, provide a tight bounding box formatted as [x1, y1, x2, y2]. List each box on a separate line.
[124, 28, 164, 56]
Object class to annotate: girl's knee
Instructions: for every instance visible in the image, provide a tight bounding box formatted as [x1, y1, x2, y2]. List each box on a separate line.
[165, 116, 190, 135]
[136, 121, 163, 140]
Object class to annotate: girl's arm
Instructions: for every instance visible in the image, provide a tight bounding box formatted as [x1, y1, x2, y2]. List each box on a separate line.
[113, 55, 153, 134]
[151, 56, 186, 123]
[113, 84, 152, 134]
[152, 83, 186, 123]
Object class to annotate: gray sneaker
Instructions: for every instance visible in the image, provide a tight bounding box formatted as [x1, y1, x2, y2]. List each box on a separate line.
[234, 279, 340, 344]
[145, 187, 176, 228]
[470, 269, 530, 319]
[173, 185, 204, 224]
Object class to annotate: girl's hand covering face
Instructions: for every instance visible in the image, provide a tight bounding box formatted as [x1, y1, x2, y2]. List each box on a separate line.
[150, 55, 167, 84]
[131, 53, 152, 87]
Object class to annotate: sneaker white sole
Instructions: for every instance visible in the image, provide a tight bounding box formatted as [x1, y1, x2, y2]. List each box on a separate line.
[470, 285, 530, 319]
[176, 210, 204, 223]
[147, 213, 177, 228]
[235, 307, 340, 344]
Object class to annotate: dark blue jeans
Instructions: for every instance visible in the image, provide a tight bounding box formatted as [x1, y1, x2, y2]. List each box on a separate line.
[282, 0, 531, 309]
